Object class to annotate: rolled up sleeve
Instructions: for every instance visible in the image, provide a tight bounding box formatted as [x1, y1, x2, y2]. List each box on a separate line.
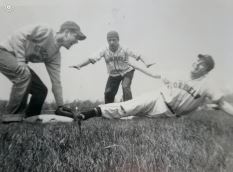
[125, 49, 141, 61]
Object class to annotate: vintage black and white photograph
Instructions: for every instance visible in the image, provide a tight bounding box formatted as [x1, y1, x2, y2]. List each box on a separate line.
[0, 0, 233, 171]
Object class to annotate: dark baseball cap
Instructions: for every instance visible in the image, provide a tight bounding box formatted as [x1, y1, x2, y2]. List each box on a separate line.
[107, 31, 119, 39]
[60, 21, 86, 40]
[198, 54, 215, 72]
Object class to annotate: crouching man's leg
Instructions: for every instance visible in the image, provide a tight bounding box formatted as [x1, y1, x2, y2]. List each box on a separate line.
[6, 71, 31, 114]
[25, 69, 48, 117]
[0, 50, 31, 114]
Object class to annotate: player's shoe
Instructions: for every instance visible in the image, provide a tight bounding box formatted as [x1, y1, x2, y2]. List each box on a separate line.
[73, 112, 85, 121]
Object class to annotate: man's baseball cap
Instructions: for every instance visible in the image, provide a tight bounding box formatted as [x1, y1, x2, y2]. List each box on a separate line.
[60, 21, 86, 40]
[107, 31, 119, 40]
[198, 54, 215, 72]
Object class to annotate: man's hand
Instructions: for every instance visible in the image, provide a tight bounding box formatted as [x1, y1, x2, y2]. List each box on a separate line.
[16, 63, 30, 75]
[146, 62, 156, 68]
[138, 57, 156, 68]
[69, 65, 81, 70]
[145, 62, 156, 68]
[162, 77, 170, 85]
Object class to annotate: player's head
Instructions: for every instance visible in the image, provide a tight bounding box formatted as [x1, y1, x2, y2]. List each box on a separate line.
[191, 54, 215, 79]
[58, 21, 86, 49]
[107, 31, 119, 52]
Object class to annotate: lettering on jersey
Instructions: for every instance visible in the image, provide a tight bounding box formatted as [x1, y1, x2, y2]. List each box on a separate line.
[167, 81, 201, 99]
[105, 53, 126, 63]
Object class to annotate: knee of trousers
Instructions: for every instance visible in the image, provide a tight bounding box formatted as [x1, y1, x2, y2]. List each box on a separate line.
[33, 84, 48, 99]
[40, 86, 48, 98]
[122, 84, 131, 92]
[14, 71, 32, 86]
[104, 89, 116, 97]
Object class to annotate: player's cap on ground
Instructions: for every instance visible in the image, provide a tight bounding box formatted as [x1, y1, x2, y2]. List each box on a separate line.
[60, 21, 86, 40]
[107, 31, 119, 40]
[198, 54, 215, 72]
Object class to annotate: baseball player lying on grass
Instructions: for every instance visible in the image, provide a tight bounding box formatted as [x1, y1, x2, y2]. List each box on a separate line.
[61, 54, 233, 121]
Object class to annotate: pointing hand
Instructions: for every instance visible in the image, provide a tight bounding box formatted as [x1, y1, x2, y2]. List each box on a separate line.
[69, 65, 81, 70]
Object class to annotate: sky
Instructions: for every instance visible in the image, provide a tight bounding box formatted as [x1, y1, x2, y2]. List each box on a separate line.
[0, 0, 233, 103]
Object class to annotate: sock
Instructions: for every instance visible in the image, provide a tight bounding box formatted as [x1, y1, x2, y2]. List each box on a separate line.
[81, 107, 102, 120]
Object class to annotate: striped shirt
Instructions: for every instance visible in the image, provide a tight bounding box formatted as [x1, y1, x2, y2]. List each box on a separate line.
[89, 46, 140, 76]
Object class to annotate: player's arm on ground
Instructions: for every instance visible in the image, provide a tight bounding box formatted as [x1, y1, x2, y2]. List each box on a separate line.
[126, 61, 161, 79]
[206, 87, 233, 116]
[215, 98, 233, 116]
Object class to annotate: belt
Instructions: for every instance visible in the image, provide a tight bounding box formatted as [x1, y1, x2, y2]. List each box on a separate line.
[164, 101, 175, 114]
[165, 101, 181, 117]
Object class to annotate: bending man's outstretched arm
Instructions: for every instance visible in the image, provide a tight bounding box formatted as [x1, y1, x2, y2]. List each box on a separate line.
[217, 98, 233, 117]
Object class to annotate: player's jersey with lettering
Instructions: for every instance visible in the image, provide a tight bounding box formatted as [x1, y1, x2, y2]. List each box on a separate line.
[89, 46, 140, 76]
[160, 76, 222, 115]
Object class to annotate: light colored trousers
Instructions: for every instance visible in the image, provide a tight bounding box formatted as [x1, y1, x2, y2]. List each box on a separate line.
[0, 49, 32, 114]
[99, 91, 173, 119]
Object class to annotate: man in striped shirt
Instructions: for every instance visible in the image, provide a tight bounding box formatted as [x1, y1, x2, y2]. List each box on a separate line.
[71, 54, 233, 120]
[71, 31, 152, 103]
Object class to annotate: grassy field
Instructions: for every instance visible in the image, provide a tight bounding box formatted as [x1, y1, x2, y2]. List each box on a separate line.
[0, 109, 233, 172]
